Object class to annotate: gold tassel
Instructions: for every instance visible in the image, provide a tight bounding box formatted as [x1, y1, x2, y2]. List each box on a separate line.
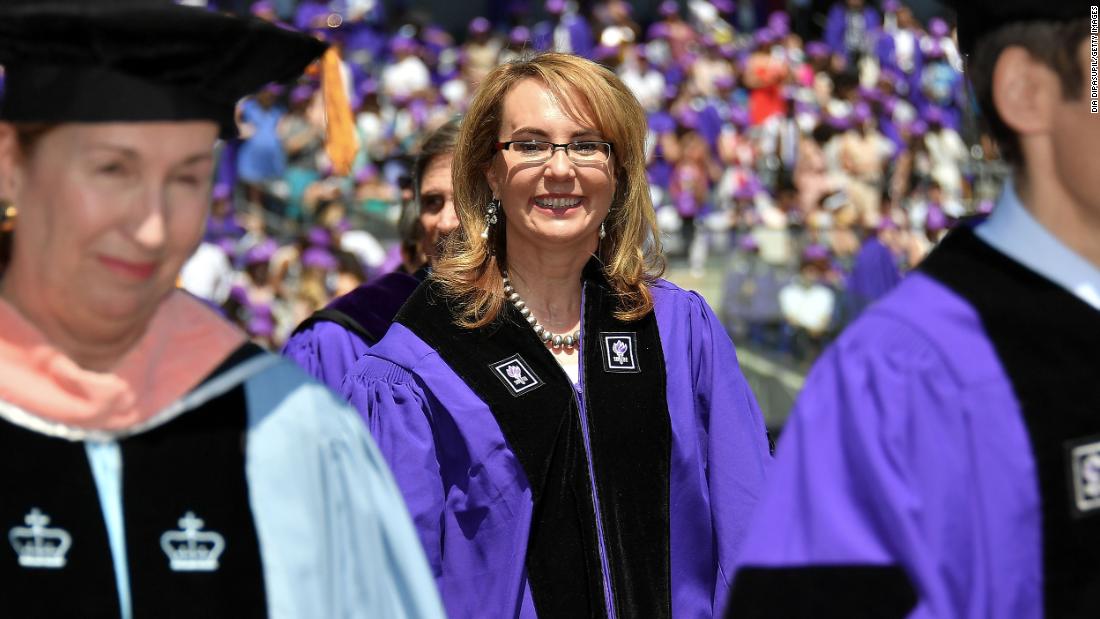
[321, 47, 359, 177]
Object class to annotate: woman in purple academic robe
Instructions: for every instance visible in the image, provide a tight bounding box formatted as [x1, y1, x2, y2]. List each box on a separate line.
[342, 53, 772, 619]
[281, 119, 460, 392]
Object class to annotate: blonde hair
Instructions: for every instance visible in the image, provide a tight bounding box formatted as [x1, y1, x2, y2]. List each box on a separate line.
[434, 52, 664, 328]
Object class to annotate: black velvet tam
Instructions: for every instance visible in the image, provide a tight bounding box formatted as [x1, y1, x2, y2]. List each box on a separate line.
[0, 0, 326, 138]
[950, 0, 1094, 56]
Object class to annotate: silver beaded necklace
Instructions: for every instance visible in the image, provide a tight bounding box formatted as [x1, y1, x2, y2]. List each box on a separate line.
[502, 272, 581, 351]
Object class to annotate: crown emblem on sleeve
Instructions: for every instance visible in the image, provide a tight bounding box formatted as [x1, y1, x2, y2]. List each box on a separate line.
[9, 508, 72, 569]
[159, 511, 225, 572]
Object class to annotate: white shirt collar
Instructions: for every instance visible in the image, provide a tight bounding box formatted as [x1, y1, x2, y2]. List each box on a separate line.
[975, 179, 1100, 311]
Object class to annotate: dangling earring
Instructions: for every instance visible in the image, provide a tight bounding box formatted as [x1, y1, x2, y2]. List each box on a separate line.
[0, 200, 16, 233]
[480, 198, 499, 240]
[598, 220, 606, 240]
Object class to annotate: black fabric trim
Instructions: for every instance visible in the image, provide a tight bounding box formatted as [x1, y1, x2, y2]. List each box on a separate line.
[920, 227, 1100, 616]
[0, 420, 122, 618]
[581, 270, 672, 618]
[291, 308, 378, 345]
[0, 368, 268, 617]
[123, 385, 268, 618]
[396, 279, 605, 617]
[395, 260, 672, 618]
[725, 564, 917, 618]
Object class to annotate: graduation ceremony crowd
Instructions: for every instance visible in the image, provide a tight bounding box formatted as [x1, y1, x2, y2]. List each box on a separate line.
[0, 0, 1097, 617]
[170, 0, 987, 365]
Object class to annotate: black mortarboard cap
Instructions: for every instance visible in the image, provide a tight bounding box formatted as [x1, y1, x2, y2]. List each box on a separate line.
[951, 0, 1094, 56]
[0, 0, 327, 138]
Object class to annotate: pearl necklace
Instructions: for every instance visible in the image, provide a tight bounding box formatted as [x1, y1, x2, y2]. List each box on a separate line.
[502, 273, 581, 350]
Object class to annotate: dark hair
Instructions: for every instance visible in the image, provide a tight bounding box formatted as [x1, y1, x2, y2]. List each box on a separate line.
[968, 19, 1089, 166]
[412, 116, 461, 206]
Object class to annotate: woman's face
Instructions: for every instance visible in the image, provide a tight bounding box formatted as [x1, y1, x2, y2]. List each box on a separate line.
[0, 121, 218, 332]
[487, 78, 615, 256]
[417, 153, 458, 263]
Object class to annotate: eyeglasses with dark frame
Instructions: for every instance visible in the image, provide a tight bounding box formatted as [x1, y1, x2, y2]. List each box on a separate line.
[494, 140, 613, 164]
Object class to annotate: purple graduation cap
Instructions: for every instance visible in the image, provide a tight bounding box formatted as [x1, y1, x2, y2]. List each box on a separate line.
[806, 41, 829, 59]
[659, 0, 679, 18]
[907, 118, 928, 137]
[355, 163, 379, 184]
[733, 183, 757, 201]
[244, 239, 278, 266]
[924, 39, 945, 58]
[302, 247, 338, 271]
[929, 17, 950, 39]
[648, 21, 671, 40]
[212, 183, 232, 203]
[710, 0, 734, 13]
[247, 312, 275, 338]
[509, 26, 530, 46]
[738, 234, 760, 252]
[925, 204, 948, 232]
[924, 105, 945, 127]
[883, 0, 900, 13]
[802, 243, 830, 263]
[729, 106, 751, 128]
[754, 28, 778, 48]
[307, 227, 332, 248]
[593, 44, 619, 62]
[674, 106, 699, 129]
[390, 35, 418, 55]
[468, 16, 491, 36]
[545, 0, 566, 16]
[852, 101, 872, 125]
[357, 77, 378, 98]
[767, 12, 790, 38]
[290, 84, 315, 106]
[250, 1, 275, 17]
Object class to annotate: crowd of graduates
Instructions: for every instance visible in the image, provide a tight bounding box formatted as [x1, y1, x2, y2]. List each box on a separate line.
[172, 0, 995, 363]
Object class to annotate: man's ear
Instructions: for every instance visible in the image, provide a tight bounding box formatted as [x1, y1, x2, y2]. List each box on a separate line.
[992, 46, 1057, 138]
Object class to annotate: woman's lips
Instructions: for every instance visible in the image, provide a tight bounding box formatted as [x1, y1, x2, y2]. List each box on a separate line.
[98, 255, 157, 280]
[531, 195, 584, 214]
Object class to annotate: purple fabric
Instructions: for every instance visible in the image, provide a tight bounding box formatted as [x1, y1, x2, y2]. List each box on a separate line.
[847, 237, 901, 314]
[824, 6, 880, 55]
[281, 271, 420, 394]
[342, 280, 771, 618]
[730, 272, 1041, 617]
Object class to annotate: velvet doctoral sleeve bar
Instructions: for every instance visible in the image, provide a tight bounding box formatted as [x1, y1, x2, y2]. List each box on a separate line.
[342, 276, 772, 619]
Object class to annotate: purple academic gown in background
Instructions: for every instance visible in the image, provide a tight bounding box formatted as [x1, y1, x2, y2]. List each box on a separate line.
[846, 236, 901, 317]
[281, 271, 420, 394]
[343, 278, 772, 618]
[727, 227, 1100, 617]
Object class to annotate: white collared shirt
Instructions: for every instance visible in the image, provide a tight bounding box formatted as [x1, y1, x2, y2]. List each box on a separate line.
[975, 179, 1100, 311]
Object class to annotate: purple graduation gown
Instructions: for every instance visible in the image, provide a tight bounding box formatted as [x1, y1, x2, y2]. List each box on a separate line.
[727, 227, 1100, 617]
[846, 236, 901, 317]
[343, 274, 771, 618]
[281, 271, 420, 394]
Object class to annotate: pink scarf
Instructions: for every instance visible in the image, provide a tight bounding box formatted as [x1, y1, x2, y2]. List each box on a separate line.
[0, 290, 246, 432]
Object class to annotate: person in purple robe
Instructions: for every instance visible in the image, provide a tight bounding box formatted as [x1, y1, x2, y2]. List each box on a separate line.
[281, 118, 461, 393]
[824, 0, 881, 66]
[342, 53, 771, 619]
[726, 2, 1100, 617]
[532, 0, 594, 59]
[845, 218, 902, 318]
